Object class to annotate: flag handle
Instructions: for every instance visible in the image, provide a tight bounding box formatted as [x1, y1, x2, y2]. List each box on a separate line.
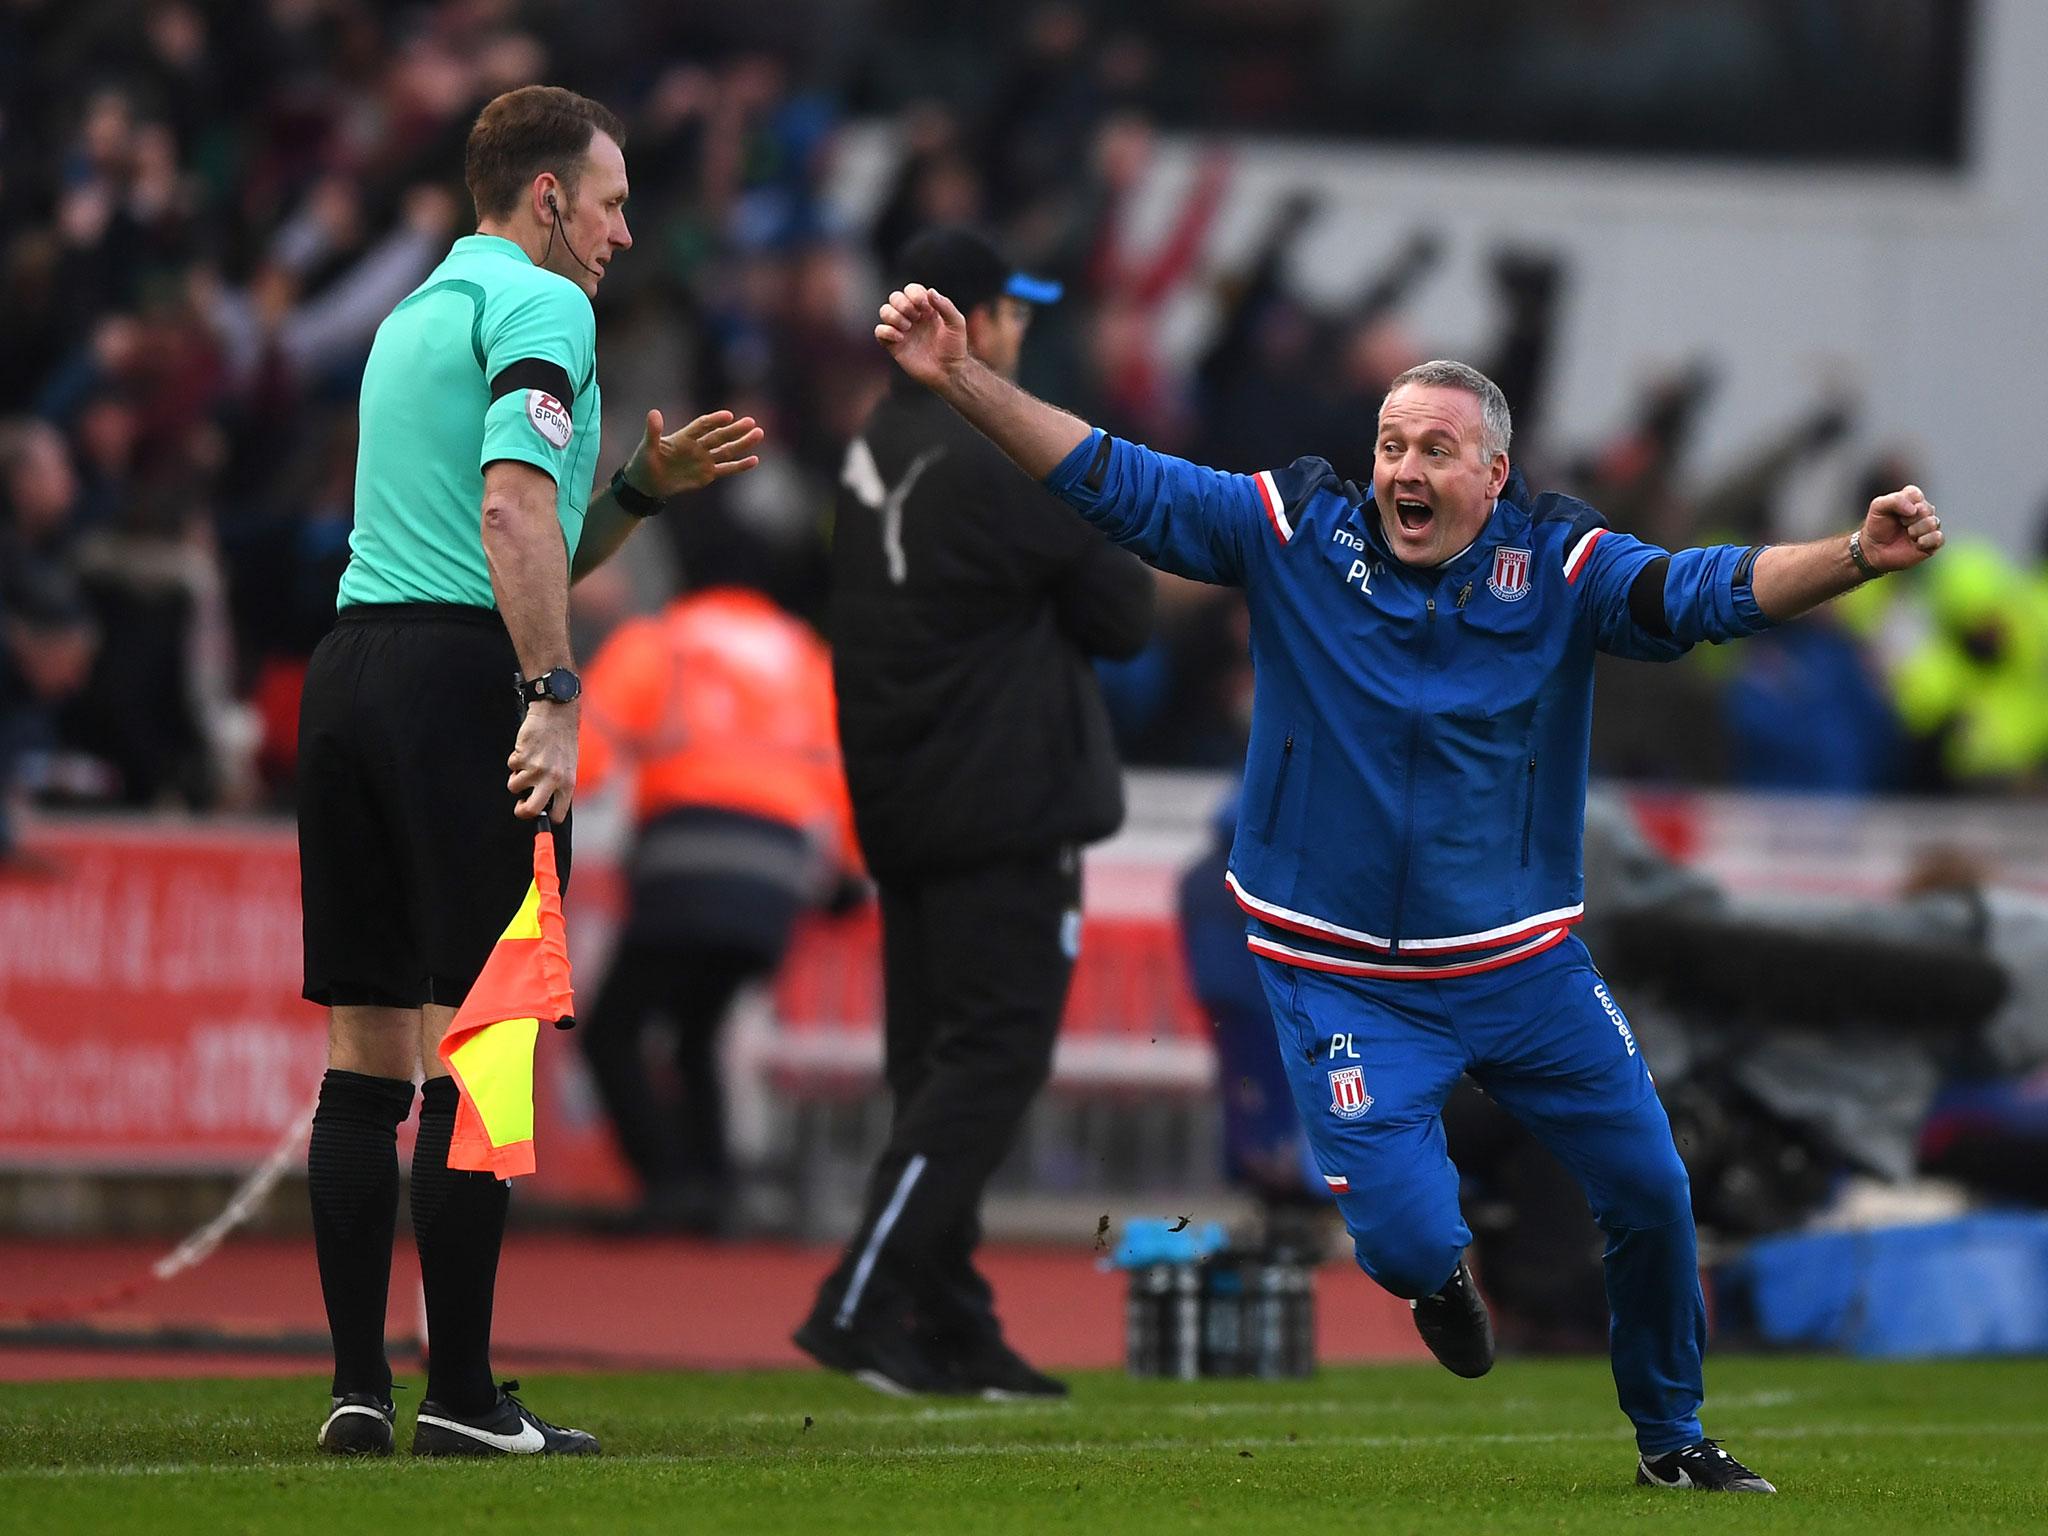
[532, 811, 575, 1029]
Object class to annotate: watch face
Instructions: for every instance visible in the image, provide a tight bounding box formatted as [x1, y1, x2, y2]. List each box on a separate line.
[548, 667, 581, 702]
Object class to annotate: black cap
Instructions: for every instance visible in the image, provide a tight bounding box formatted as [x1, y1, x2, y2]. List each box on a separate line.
[890, 226, 1063, 315]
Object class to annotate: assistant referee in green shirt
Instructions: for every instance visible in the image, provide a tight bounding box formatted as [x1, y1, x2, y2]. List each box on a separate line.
[299, 85, 761, 1459]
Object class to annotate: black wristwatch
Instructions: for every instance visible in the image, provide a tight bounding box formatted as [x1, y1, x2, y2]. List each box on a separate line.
[518, 666, 582, 705]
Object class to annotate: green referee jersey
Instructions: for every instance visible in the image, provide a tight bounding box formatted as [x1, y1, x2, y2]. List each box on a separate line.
[338, 234, 601, 610]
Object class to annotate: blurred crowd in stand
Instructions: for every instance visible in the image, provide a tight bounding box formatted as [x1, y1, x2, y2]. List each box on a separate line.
[2, 0, 2045, 867]
[6, 2, 2046, 1320]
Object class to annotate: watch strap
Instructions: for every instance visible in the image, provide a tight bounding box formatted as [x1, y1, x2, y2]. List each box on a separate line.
[518, 668, 579, 705]
[610, 464, 666, 517]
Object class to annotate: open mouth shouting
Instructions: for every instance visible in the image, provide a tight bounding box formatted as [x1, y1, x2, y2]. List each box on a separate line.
[1392, 496, 1435, 540]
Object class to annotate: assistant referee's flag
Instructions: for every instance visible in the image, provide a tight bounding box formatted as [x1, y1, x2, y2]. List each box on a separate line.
[436, 819, 575, 1177]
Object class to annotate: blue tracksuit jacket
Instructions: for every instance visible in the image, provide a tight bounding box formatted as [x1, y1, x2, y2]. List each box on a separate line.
[1046, 432, 1771, 977]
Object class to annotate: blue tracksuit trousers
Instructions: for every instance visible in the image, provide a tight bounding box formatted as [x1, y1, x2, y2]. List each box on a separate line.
[1256, 934, 1705, 1454]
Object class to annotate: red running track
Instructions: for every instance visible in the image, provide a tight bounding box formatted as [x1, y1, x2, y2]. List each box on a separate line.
[0, 1236, 1427, 1382]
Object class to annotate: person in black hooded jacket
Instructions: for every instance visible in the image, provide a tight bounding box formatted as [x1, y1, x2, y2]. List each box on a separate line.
[795, 227, 1154, 1399]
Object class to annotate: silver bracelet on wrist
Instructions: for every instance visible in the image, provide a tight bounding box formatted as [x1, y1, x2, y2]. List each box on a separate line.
[1847, 528, 1881, 581]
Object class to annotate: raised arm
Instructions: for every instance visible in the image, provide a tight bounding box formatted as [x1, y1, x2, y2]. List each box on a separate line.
[1748, 485, 1944, 621]
[1575, 484, 1945, 660]
[875, 283, 1090, 476]
[876, 283, 1308, 586]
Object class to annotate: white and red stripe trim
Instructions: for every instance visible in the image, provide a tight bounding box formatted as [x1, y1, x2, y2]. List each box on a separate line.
[1563, 526, 1606, 584]
[1322, 1173, 1350, 1193]
[1226, 870, 1392, 951]
[1393, 903, 1585, 954]
[1253, 469, 1293, 543]
[1226, 871, 1582, 957]
[1247, 924, 1571, 981]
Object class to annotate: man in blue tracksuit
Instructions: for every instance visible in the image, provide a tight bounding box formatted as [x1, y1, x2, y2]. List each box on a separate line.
[862, 280, 1946, 1492]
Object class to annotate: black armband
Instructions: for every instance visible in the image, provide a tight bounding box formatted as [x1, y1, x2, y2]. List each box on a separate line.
[490, 358, 576, 409]
[1628, 557, 1673, 638]
[1082, 433, 1115, 493]
[609, 464, 666, 517]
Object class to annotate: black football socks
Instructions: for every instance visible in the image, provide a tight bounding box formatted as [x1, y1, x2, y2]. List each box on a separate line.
[308, 1069, 415, 1399]
[411, 1074, 510, 1415]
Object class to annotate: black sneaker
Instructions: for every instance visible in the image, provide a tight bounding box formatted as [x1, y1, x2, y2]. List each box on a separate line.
[317, 1392, 394, 1456]
[951, 1336, 1068, 1402]
[793, 1315, 963, 1397]
[1410, 1260, 1495, 1378]
[1637, 1438, 1776, 1493]
[412, 1381, 600, 1457]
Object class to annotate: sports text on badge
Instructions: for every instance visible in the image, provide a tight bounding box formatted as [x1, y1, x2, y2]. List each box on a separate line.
[525, 389, 573, 450]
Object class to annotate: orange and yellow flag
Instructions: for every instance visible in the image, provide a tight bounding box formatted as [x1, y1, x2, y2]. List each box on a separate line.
[436, 822, 575, 1177]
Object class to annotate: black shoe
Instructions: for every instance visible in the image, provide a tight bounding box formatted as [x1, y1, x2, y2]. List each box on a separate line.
[1637, 1438, 1776, 1493]
[951, 1336, 1068, 1402]
[793, 1315, 963, 1397]
[412, 1381, 600, 1457]
[1410, 1260, 1495, 1379]
[317, 1392, 394, 1456]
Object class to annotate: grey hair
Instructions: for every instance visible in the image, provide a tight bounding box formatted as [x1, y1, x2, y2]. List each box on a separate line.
[1383, 359, 1512, 461]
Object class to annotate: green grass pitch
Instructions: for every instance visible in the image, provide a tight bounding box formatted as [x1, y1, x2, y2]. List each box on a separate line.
[3, 1356, 2044, 1533]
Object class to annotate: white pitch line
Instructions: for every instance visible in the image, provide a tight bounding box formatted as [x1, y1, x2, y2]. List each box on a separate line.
[710, 1420, 2047, 1462]
[727, 1386, 1803, 1429]
[728, 1401, 1073, 1427]
[5, 1418, 2041, 1481]
[726, 1397, 1408, 1429]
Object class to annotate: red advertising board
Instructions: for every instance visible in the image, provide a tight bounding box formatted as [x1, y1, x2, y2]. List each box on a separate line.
[0, 818, 1214, 1201]
[0, 823, 324, 1168]
[0, 821, 639, 1201]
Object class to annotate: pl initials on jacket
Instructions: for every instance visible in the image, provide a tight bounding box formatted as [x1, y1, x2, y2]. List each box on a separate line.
[1045, 432, 1773, 979]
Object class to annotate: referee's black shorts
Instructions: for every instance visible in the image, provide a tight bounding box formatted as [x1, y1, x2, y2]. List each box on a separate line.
[297, 603, 571, 1009]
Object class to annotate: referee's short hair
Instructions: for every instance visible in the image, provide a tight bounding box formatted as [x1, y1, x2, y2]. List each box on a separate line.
[465, 85, 627, 222]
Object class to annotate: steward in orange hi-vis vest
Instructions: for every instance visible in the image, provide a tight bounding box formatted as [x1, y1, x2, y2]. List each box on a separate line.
[579, 586, 856, 862]
[575, 583, 862, 1233]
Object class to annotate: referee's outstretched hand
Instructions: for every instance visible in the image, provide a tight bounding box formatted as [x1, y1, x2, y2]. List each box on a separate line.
[875, 283, 968, 392]
[623, 408, 764, 499]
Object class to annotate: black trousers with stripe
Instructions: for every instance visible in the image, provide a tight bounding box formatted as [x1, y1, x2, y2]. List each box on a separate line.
[810, 845, 1080, 1345]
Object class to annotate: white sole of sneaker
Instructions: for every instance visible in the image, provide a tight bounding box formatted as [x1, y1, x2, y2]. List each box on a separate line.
[851, 1369, 919, 1398]
[414, 1413, 547, 1453]
[1636, 1458, 1774, 1493]
[317, 1404, 392, 1452]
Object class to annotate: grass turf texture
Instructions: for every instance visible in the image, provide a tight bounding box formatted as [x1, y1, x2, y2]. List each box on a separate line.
[3, 1356, 2044, 1534]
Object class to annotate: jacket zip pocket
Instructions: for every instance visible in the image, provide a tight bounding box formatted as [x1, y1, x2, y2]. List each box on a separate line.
[1520, 753, 1538, 867]
[1262, 732, 1295, 840]
[1282, 969, 1317, 1063]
